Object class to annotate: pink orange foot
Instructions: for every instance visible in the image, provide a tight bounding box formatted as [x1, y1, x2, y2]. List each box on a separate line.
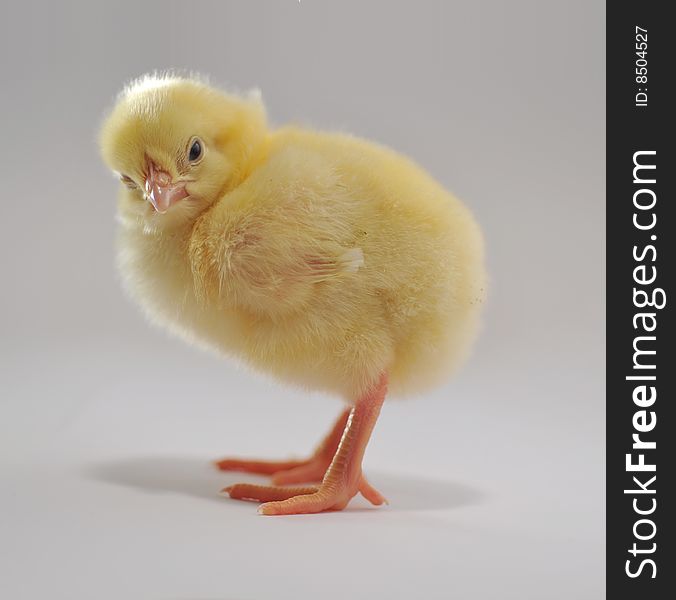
[214, 455, 334, 485]
[215, 457, 311, 477]
[223, 475, 386, 515]
[221, 373, 389, 515]
[215, 408, 350, 484]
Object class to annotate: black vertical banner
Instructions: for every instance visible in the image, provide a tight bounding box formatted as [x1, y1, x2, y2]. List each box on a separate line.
[607, 3, 674, 598]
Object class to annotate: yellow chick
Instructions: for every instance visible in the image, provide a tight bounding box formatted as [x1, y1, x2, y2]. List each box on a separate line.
[99, 74, 486, 515]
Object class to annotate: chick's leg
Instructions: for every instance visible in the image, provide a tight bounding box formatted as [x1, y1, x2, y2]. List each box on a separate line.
[271, 409, 350, 485]
[215, 408, 350, 483]
[224, 374, 388, 515]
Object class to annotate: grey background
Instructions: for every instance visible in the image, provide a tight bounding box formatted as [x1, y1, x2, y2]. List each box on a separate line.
[0, 1, 605, 599]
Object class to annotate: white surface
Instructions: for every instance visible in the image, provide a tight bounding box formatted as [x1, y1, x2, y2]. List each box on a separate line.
[0, 1, 604, 598]
[1, 335, 604, 600]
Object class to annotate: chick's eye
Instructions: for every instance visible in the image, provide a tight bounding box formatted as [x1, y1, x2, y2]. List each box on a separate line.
[188, 138, 203, 162]
[120, 174, 137, 189]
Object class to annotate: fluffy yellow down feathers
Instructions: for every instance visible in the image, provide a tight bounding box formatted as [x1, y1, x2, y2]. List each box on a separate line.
[100, 75, 486, 401]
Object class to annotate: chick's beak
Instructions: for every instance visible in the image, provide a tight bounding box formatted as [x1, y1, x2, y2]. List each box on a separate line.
[144, 162, 189, 213]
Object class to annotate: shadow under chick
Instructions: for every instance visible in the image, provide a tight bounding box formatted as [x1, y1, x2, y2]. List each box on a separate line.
[85, 456, 485, 512]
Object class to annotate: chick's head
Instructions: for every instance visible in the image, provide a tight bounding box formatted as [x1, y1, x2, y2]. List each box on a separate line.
[99, 75, 267, 231]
